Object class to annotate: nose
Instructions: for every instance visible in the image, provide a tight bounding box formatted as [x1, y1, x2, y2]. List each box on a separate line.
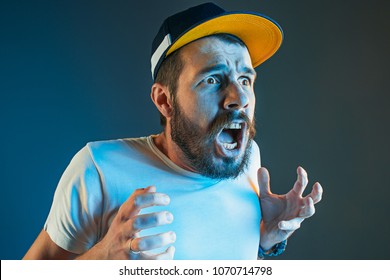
[223, 82, 249, 111]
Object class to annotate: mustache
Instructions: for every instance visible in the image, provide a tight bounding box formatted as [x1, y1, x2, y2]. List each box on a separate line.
[208, 111, 256, 138]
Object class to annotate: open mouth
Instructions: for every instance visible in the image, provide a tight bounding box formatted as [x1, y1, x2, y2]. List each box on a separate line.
[216, 122, 245, 152]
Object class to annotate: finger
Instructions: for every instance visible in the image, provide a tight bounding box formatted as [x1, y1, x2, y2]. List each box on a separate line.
[292, 166, 308, 196]
[134, 192, 171, 209]
[125, 186, 153, 207]
[132, 211, 174, 231]
[308, 182, 323, 204]
[299, 197, 315, 218]
[140, 246, 176, 260]
[257, 167, 272, 196]
[131, 231, 176, 252]
[278, 217, 304, 231]
[120, 189, 170, 220]
[118, 186, 155, 217]
[145, 185, 156, 193]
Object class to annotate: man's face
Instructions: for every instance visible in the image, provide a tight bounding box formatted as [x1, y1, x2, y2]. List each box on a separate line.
[169, 36, 256, 179]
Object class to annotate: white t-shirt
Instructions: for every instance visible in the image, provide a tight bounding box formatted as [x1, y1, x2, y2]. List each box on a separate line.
[44, 136, 262, 259]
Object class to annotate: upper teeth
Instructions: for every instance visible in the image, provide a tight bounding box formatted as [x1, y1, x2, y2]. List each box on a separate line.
[225, 123, 242, 129]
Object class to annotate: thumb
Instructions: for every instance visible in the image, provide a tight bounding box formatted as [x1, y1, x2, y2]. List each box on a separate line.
[257, 167, 272, 197]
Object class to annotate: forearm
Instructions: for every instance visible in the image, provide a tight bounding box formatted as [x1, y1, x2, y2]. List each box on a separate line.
[74, 242, 109, 260]
[259, 222, 277, 251]
[259, 222, 288, 258]
[23, 230, 77, 260]
[74, 237, 131, 260]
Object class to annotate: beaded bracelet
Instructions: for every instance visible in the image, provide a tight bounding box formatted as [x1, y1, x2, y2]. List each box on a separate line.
[258, 239, 288, 258]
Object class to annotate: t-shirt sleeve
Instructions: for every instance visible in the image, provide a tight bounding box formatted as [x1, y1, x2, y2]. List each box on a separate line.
[44, 145, 104, 254]
[252, 140, 261, 168]
[242, 141, 261, 198]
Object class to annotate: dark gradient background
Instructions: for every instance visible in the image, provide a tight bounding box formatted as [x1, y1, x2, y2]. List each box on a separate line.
[1, 0, 389, 259]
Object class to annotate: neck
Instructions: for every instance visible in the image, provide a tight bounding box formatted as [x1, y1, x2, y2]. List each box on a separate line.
[153, 129, 198, 173]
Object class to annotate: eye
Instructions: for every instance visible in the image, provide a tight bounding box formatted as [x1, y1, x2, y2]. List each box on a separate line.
[204, 76, 219, 85]
[239, 77, 251, 86]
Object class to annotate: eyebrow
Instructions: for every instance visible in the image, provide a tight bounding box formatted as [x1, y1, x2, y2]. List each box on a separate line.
[196, 63, 257, 78]
[241, 66, 257, 78]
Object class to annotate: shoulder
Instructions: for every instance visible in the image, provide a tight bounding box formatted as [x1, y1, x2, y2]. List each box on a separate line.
[86, 137, 145, 152]
[55, 138, 148, 196]
[86, 137, 149, 152]
[85, 137, 149, 161]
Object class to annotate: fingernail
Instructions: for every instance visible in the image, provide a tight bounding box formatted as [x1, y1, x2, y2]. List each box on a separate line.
[163, 195, 170, 204]
[170, 231, 176, 241]
[166, 212, 173, 222]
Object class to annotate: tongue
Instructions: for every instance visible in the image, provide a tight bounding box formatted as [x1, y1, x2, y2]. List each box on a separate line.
[218, 129, 235, 144]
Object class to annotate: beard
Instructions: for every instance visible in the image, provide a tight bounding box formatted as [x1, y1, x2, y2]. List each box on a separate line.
[170, 101, 256, 180]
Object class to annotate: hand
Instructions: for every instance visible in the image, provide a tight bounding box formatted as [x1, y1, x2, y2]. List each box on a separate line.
[258, 166, 323, 250]
[94, 186, 176, 260]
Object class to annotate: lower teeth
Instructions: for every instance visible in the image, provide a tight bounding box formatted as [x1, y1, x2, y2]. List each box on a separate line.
[223, 142, 237, 150]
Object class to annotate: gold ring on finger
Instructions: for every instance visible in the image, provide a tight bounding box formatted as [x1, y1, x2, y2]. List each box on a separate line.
[128, 238, 140, 254]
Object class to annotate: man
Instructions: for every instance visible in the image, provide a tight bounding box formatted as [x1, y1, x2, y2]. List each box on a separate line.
[23, 2, 323, 260]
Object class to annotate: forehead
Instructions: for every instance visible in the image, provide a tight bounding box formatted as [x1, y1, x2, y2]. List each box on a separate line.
[179, 36, 253, 74]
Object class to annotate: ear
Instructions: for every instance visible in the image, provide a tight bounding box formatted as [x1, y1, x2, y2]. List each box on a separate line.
[150, 83, 173, 119]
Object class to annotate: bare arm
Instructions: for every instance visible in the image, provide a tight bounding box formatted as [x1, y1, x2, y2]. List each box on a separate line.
[23, 230, 77, 260]
[23, 186, 176, 260]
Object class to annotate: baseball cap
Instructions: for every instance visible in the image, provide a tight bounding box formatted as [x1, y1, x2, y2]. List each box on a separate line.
[151, 2, 283, 80]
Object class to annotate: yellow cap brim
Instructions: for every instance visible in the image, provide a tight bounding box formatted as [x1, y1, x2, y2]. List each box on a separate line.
[166, 13, 283, 68]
